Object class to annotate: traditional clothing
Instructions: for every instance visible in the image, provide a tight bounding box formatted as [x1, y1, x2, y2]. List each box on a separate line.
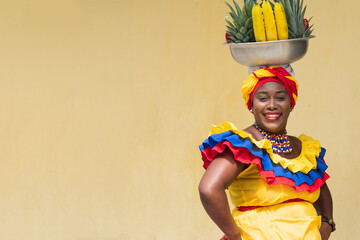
[199, 122, 330, 240]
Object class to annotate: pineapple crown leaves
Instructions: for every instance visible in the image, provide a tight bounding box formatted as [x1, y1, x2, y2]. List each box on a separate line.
[278, 0, 314, 38]
[224, 0, 255, 43]
[304, 16, 314, 36]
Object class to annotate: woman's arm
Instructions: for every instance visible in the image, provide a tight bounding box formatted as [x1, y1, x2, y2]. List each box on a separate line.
[313, 183, 334, 239]
[198, 148, 245, 240]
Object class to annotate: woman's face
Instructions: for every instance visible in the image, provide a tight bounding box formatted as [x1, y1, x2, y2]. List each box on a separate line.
[252, 81, 292, 134]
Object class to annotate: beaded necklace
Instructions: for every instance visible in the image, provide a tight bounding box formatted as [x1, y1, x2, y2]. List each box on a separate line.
[254, 124, 292, 154]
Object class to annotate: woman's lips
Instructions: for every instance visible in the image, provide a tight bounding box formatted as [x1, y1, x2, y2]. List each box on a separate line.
[264, 113, 281, 121]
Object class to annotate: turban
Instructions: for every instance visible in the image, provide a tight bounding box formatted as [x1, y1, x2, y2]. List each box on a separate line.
[242, 66, 299, 111]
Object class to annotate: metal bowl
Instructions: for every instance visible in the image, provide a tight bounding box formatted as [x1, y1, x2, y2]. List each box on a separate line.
[224, 36, 315, 66]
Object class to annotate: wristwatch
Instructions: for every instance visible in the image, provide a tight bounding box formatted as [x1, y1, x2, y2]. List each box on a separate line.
[321, 216, 336, 232]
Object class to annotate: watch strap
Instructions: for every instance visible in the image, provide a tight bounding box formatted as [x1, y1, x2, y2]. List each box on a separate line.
[321, 216, 336, 232]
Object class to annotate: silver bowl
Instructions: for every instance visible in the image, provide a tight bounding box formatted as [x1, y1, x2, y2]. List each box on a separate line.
[224, 36, 315, 66]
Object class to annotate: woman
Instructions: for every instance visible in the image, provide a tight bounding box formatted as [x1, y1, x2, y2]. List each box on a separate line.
[198, 67, 335, 240]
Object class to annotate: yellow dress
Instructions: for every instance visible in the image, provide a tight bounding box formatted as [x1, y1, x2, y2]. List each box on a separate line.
[199, 122, 330, 240]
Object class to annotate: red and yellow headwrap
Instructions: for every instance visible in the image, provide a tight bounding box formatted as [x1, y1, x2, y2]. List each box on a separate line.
[242, 66, 299, 111]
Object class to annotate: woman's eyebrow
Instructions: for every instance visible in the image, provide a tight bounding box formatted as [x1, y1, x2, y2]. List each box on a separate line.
[255, 91, 268, 95]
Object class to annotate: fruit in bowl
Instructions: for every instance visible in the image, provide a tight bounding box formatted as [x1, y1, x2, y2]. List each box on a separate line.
[224, 0, 313, 44]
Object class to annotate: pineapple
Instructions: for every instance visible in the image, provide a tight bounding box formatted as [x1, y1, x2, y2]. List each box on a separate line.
[224, 0, 256, 43]
[278, 0, 313, 39]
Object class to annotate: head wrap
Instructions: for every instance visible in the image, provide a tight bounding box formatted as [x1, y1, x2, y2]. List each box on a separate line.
[242, 66, 299, 111]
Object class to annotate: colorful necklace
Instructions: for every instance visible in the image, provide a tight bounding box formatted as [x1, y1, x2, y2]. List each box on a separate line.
[254, 124, 292, 154]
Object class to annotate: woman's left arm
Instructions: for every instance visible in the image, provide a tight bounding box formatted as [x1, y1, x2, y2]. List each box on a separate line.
[313, 183, 335, 239]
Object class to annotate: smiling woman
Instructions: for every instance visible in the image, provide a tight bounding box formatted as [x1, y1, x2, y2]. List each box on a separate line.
[198, 66, 334, 240]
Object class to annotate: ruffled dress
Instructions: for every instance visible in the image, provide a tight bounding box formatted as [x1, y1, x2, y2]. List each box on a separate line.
[199, 122, 330, 240]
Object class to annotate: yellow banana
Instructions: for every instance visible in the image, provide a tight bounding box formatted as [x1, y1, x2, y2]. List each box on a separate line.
[252, 4, 267, 42]
[274, 2, 288, 40]
[262, 0, 278, 41]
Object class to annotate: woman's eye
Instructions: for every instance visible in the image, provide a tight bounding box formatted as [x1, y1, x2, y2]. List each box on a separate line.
[277, 97, 285, 101]
[259, 97, 267, 101]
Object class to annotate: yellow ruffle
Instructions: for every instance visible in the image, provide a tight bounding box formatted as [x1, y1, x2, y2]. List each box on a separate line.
[209, 122, 321, 174]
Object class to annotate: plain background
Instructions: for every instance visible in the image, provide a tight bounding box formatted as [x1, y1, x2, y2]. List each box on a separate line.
[0, 0, 358, 239]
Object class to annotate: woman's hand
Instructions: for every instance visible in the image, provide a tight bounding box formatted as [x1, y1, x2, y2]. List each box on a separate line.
[319, 222, 332, 240]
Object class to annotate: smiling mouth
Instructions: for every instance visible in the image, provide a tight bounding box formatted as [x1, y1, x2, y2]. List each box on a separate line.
[264, 113, 281, 121]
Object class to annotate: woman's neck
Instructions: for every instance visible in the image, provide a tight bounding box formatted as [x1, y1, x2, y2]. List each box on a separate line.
[254, 124, 293, 154]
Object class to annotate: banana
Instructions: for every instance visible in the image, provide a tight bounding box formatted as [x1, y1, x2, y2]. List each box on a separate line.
[252, 4, 267, 42]
[274, 2, 288, 40]
[262, 0, 278, 41]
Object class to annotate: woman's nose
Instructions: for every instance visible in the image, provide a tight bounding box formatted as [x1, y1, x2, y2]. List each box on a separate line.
[267, 98, 277, 110]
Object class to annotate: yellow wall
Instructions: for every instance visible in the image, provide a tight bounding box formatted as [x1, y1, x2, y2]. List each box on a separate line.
[0, 0, 358, 239]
